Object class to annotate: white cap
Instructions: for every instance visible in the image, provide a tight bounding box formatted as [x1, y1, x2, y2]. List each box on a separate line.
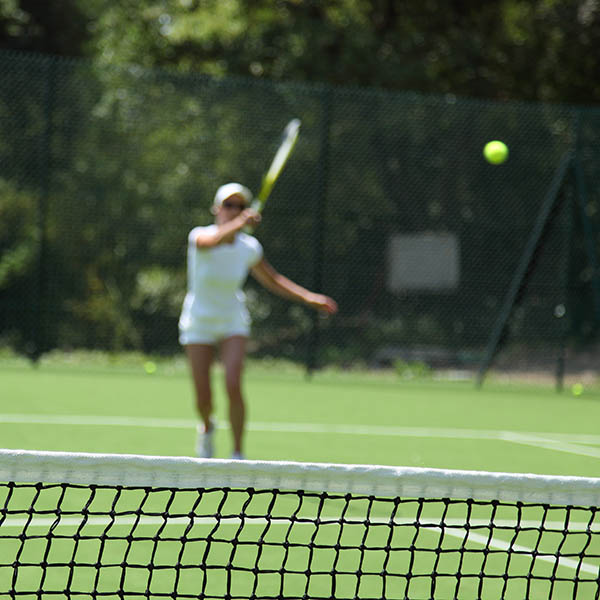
[213, 183, 253, 207]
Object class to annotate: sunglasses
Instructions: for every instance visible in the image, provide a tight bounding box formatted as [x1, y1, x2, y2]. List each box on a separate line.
[222, 200, 248, 210]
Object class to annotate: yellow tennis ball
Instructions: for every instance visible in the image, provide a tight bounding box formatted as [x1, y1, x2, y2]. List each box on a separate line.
[483, 140, 509, 164]
[571, 383, 584, 396]
[144, 361, 157, 374]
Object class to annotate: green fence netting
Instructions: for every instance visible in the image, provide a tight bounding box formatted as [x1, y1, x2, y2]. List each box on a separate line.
[1, 51, 599, 379]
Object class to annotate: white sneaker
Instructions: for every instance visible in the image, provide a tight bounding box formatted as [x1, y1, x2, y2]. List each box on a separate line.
[196, 420, 215, 458]
[231, 451, 245, 460]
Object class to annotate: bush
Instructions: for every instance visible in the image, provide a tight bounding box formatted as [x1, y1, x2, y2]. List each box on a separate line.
[394, 359, 433, 380]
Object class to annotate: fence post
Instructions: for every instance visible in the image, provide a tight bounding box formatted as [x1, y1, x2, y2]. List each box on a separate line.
[555, 176, 576, 393]
[476, 151, 574, 387]
[306, 86, 332, 375]
[30, 57, 55, 362]
[573, 159, 600, 330]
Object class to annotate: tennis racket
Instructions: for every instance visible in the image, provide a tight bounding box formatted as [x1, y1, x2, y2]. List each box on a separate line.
[253, 118, 301, 213]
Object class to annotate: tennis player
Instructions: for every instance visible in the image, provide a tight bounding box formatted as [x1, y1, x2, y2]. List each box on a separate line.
[180, 183, 338, 460]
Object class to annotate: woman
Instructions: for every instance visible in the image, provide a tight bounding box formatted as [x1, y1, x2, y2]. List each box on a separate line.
[179, 183, 338, 459]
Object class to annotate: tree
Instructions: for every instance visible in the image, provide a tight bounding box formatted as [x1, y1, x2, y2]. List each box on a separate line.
[0, 0, 91, 55]
[1, 0, 599, 362]
[76, 0, 600, 103]
[2, 1, 600, 103]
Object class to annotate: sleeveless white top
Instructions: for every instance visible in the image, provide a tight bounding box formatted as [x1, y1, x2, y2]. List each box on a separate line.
[179, 225, 263, 326]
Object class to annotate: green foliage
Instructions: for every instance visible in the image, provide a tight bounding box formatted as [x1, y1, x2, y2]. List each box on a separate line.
[394, 359, 433, 380]
[1, 3, 600, 369]
[132, 267, 184, 317]
[2, 50, 599, 365]
[63, 268, 141, 351]
[3, 1, 600, 102]
[0, 178, 37, 289]
[0, 0, 90, 55]
[74, 0, 600, 103]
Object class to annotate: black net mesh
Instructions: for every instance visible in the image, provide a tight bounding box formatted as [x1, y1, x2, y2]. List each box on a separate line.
[1, 480, 599, 599]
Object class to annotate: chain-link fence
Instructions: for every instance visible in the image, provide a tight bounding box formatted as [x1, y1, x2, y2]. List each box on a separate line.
[1, 51, 599, 382]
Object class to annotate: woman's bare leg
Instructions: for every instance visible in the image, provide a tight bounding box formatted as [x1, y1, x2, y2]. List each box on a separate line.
[184, 344, 215, 432]
[220, 336, 247, 456]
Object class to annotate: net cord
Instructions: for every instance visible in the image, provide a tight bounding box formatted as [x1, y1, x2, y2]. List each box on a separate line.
[1, 448, 599, 505]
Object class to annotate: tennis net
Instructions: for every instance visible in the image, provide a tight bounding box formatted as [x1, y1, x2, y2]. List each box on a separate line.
[1, 448, 599, 599]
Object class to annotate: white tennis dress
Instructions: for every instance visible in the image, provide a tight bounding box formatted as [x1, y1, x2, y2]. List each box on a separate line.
[179, 225, 263, 345]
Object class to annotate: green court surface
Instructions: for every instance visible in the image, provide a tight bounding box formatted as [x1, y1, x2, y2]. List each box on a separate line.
[1, 361, 599, 599]
[1, 361, 599, 476]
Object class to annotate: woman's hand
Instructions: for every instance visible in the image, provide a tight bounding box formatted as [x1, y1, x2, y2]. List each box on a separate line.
[238, 208, 262, 229]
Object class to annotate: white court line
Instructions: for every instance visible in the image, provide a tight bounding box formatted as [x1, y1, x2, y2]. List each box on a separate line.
[438, 527, 600, 577]
[501, 433, 600, 460]
[1, 413, 599, 444]
[2, 515, 597, 575]
[1, 515, 597, 531]
[1, 414, 599, 459]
